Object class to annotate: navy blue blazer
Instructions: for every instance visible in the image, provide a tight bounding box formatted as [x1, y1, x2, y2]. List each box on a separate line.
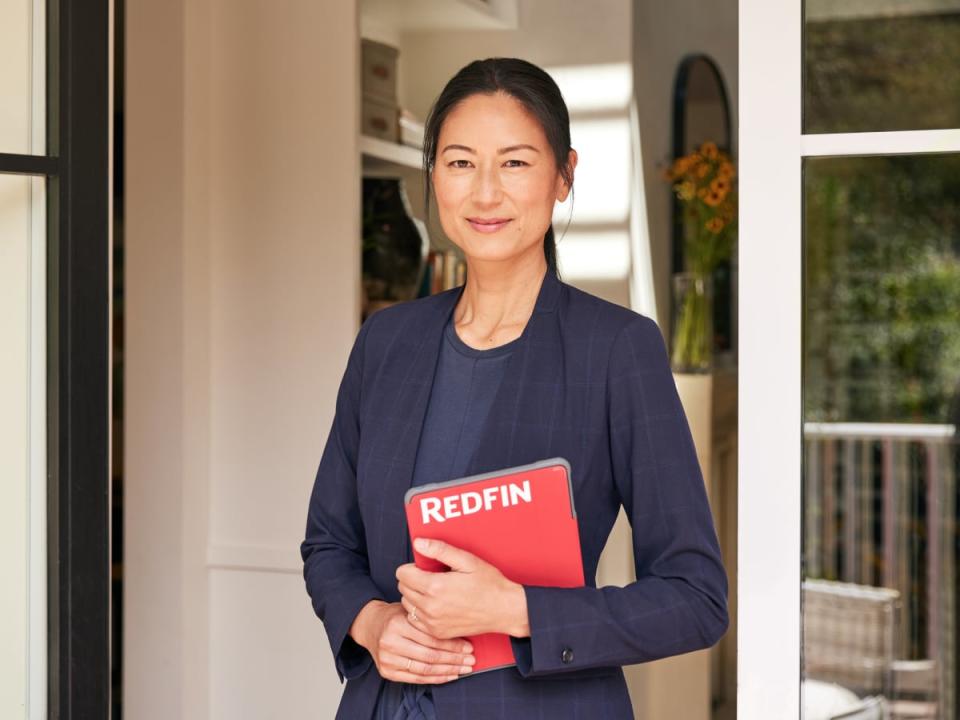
[300, 268, 729, 719]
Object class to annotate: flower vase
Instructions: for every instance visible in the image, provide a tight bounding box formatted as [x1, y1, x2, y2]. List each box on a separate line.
[670, 271, 713, 373]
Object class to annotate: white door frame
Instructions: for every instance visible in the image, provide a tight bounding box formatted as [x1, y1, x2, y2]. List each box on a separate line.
[737, 1, 960, 718]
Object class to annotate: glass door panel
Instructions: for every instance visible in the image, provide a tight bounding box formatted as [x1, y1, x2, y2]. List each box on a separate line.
[804, 4, 960, 134]
[0, 0, 45, 155]
[0, 172, 47, 718]
[801, 153, 960, 719]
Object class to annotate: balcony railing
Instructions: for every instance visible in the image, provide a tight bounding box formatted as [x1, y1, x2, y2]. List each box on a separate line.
[803, 421, 958, 719]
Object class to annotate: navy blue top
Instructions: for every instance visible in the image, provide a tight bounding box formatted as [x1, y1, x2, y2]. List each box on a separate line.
[374, 314, 521, 719]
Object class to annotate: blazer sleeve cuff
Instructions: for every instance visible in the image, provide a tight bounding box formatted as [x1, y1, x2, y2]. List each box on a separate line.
[325, 574, 386, 684]
[508, 584, 615, 678]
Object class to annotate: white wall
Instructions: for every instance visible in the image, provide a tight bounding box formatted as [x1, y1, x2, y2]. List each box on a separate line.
[204, 1, 362, 716]
[125, 0, 188, 712]
[125, 0, 362, 717]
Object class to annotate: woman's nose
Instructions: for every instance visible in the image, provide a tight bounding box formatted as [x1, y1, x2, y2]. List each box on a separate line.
[472, 164, 504, 204]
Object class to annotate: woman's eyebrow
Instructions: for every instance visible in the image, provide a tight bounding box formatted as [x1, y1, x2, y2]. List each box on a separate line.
[440, 143, 541, 154]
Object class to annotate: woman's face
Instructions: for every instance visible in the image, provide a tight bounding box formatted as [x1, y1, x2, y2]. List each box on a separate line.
[431, 91, 576, 267]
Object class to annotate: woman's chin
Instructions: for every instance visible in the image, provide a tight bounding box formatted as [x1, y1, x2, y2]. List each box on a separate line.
[457, 240, 543, 266]
[463, 251, 522, 266]
[454, 242, 512, 262]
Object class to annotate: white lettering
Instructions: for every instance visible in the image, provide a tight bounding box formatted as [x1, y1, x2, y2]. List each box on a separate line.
[482, 486, 499, 510]
[443, 494, 461, 519]
[509, 481, 532, 505]
[421, 497, 445, 525]
[418, 480, 533, 524]
[462, 491, 483, 515]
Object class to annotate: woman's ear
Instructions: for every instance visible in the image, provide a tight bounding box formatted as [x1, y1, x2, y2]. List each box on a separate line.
[557, 148, 578, 202]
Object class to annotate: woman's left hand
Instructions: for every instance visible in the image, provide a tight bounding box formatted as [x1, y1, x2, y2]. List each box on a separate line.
[396, 538, 524, 640]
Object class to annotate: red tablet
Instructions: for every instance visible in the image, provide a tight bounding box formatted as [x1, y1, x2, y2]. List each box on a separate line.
[403, 456, 584, 674]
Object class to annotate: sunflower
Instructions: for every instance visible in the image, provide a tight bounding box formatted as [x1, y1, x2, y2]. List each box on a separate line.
[703, 189, 724, 207]
[706, 217, 725, 233]
[682, 155, 697, 172]
[710, 177, 730, 194]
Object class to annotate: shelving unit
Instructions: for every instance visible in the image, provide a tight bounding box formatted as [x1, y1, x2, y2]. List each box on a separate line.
[360, 134, 423, 173]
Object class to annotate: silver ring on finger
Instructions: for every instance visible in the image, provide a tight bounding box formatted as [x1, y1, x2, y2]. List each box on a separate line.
[406, 657, 413, 671]
[409, 606, 418, 623]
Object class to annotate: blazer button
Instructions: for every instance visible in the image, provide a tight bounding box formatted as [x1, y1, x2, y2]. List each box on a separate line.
[561, 647, 574, 664]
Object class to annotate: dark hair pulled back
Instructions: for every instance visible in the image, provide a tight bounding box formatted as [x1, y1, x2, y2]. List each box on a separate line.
[421, 57, 575, 279]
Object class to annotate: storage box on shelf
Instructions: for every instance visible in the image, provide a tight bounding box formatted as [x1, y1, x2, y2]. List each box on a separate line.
[361, 38, 400, 143]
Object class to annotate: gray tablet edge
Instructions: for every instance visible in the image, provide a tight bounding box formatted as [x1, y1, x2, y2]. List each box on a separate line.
[403, 456, 576, 519]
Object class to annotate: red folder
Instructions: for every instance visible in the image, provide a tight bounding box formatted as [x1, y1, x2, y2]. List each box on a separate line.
[403, 456, 584, 674]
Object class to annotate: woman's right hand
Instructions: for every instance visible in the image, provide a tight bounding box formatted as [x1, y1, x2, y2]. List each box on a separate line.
[355, 601, 476, 683]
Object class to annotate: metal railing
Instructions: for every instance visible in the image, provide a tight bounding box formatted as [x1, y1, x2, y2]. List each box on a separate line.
[803, 422, 958, 719]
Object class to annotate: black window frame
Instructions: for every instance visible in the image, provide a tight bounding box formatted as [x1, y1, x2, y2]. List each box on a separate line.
[0, 0, 112, 717]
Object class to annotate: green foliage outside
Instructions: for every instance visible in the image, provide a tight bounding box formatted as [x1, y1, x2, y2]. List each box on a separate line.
[804, 154, 960, 424]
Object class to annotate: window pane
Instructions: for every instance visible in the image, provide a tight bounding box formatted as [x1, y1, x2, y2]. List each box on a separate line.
[0, 172, 47, 718]
[804, 3, 960, 133]
[0, 0, 45, 155]
[802, 153, 960, 719]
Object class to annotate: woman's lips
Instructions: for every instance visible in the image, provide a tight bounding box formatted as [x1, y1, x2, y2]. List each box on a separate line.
[467, 218, 512, 234]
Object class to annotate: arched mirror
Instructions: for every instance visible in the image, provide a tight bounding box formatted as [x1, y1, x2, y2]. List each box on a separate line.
[670, 53, 736, 360]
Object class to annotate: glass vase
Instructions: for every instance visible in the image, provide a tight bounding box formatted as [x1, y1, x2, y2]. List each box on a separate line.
[670, 271, 713, 373]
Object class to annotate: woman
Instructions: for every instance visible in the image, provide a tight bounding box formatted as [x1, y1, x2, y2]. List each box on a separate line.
[300, 57, 729, 720]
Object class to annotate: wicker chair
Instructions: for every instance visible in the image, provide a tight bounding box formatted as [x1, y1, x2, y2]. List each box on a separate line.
[802, 579, 937, 719]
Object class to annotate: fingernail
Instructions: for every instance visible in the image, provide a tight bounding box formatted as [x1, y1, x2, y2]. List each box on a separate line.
[460, 665, 473, 673]
[462, 643, 473, 653]
[464, 655, 476, 665]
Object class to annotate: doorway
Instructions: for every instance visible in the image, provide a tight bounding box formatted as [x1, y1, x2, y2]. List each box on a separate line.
[739, 1, 960, 717]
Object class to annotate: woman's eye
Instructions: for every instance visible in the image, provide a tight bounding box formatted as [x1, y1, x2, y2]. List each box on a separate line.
[446, 159, 528, 168]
